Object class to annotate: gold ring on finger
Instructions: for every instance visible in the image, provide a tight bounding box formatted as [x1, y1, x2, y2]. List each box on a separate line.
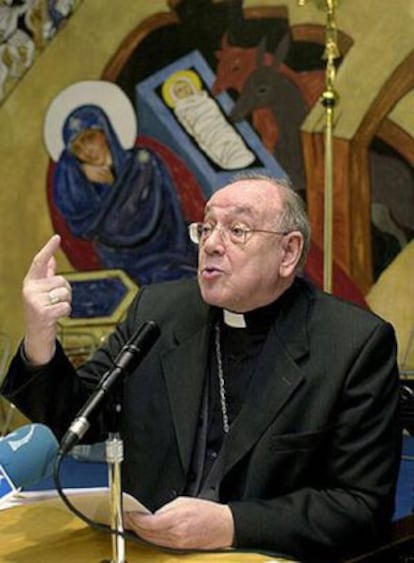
[48, 291, 60, 305]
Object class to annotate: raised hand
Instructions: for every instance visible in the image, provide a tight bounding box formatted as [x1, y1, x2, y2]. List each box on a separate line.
[22, 235, 72, 365]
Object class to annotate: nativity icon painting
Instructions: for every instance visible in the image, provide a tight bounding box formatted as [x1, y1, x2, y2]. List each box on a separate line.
[43, 79, 205, 287]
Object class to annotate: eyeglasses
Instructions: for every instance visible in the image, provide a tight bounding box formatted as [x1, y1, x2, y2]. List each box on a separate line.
[188, 222, 290, 246]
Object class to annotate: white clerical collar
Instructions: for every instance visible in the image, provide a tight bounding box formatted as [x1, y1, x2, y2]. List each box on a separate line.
[223, 309, 247, 328]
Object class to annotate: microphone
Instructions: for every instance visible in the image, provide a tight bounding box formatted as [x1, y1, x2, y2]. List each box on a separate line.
[0, 423, 59, 502]
[59, 320, 160, 455]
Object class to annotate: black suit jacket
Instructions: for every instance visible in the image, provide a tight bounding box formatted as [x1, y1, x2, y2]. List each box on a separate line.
[2, 277, 401, 561]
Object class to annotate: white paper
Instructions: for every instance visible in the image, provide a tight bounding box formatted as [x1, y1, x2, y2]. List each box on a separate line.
[0, 486, 151, 523]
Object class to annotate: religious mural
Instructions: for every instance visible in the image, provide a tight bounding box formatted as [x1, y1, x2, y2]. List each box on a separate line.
[0, 0, 81, 104]
[41, 0, 413, 318]
[44, 80, 200, 285]
[0, 0, 413, 375]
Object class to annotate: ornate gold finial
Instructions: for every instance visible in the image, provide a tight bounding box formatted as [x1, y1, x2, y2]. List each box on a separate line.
[322, 0, 340, 105]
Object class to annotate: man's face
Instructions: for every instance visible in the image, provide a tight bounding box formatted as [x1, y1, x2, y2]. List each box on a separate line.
[197, 179, 298, 312]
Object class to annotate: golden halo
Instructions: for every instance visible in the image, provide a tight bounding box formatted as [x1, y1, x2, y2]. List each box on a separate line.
[161, 70, 203, 108]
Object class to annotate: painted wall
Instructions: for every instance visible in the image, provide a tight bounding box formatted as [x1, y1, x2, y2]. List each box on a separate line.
[0, 0, 413, 377]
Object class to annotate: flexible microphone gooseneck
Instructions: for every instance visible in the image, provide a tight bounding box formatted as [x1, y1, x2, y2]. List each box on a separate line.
[59, 321, 160, 455]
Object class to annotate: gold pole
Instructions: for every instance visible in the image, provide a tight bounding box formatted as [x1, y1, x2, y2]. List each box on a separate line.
[298, 0, 340, 293]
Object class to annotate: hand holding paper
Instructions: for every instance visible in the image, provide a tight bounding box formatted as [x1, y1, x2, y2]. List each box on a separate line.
[124, 496, 234, 550]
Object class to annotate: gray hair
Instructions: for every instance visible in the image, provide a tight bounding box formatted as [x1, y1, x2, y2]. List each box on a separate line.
[229, 171, 311, 271]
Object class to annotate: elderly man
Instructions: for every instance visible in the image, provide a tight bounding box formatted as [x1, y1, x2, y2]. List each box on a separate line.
[2, 173, 401, 562]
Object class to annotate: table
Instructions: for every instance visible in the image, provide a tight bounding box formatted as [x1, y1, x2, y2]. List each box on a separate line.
[0, 501, 293, 562]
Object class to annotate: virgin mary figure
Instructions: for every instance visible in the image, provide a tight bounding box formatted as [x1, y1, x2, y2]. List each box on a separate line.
[44, 81, 202, 285]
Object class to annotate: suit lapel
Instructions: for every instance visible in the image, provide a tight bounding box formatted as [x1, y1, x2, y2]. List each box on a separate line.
[222, 280, 312, 475]
[160, 315, 211, 473]
[159, 278, 314, 481]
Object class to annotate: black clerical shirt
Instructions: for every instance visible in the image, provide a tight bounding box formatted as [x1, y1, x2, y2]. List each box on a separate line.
[184, 282, 299, 498]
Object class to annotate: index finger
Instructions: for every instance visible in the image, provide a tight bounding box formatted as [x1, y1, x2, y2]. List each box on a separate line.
[27, 234, 61, 281]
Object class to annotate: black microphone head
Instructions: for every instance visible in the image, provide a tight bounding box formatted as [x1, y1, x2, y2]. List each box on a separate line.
[130, 321, 160, 349]
[114, 321, 160, 373]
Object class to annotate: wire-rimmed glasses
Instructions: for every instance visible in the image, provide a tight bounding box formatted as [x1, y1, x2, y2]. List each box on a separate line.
[188, 222, 290, 246]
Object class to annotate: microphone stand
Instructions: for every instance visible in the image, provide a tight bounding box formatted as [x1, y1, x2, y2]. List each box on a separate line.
[57, 321, 160, 562]
[106, 431, 126, 563]
[102, 392, 127, 563]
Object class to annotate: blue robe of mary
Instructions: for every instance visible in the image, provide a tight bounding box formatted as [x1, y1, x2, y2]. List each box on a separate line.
[53, 104, 197, 285]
